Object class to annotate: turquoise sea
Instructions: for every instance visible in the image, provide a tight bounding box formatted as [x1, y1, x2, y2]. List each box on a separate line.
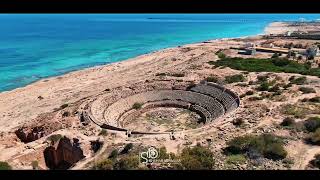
[1, 14, 320, 92]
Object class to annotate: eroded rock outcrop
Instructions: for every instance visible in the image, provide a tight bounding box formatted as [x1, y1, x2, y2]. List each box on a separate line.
[15, 126, 46, 143]
[43, 137, 85, 170]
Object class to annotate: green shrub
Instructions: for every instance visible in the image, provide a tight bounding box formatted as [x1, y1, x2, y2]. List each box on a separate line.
[299, 87, 316, 94]
[60, 104, 68, 109]
[210, 57, 320, 77]
[217, 52, 226, 59]
[257, 81, 271, 91]
[47, 134, 63, 143]
[179, 145, 215, 170]
[206, 76, 219, 83]
[263, 143, 288, 160]
[281, 117, 295, 127]
[283, 83, 293, 89]
[226, 154, 247, 165]
[225, 134, 287, 160]
[62, 111, 70, 117]
[257, 75, 269, 82]
[232, 118, 244, 126]
[271, 53, 280, 59]
[114, 155, 140, 170]
[309, 97, 320, 103]
[121, 143, 133, 154]
[0, 161, 12, 170]
[31, 161, 39, 170]
[225, 74, 245, 83]
[99, 129, 107, 136]
[290, 76, 307, 85]
[108, 149, 119, 159]
[93, 159, 114, 170]
[245, 91, 254, 96]
[309, 154, 320, 169]
[304, 117, 320, 132]
[272, 58, 290, 67]
[239, 94, 246, 98]
[268, 84, 280, 92]
[132, 103, 143, 110]
[309, 129, 320, 145]
[281, 104, 308, 119]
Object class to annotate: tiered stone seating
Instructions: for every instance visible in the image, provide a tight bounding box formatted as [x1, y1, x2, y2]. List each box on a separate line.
[84, 83, 240, 133]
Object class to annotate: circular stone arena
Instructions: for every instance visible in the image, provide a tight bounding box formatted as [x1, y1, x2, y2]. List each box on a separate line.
[78, 82, 240, 135]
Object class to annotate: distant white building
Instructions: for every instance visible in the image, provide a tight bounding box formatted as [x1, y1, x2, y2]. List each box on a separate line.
[305, 46, 320, 58]
[286, 31, 292, 36]
[244, 42, 256, 48]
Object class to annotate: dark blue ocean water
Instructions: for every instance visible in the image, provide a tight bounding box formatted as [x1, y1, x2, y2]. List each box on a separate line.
[0, 14, 320, 92]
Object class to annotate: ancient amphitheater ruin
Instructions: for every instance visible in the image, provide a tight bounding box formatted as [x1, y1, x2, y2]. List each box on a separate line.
[78, 82, 240, 136]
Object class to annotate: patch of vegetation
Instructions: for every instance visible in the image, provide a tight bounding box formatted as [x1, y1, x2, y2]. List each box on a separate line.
[121, 143, 133, 154]
[31, 161, 39, 170]
[283, 83, 293, 89]
[248, 96, 264, 101]
[245, 91, 254, 96]
[225, 74, 246, 84]
[108, 149, 119, 159]
[257, 81, 271, 91]
[62, 111, 70, 117]
[239, 94, 246, 98]
[308, 128, 320, 145]
[132, 103, 143, 110]
[99, 129, 107, 136]
[225, 134, 287, 160]
[210, 57, 320, 77]
[280, 117, 295, 127]
[309, 154, 320, 169]
[216, 52, 226, 59]
[93, 159, 114, 170]
[226, 154, 247, 165]
[299, 87, 316, 94]
[304, 117, 320, 132]
[309, 97, 320, 103]
[60, 104, 69, 109]
[232, 118, 244, 127]
[0, 161, 12, 170]
[272, 58, 291, 67]
[113, 155, 140, 170]
[281, 104, 310, 119]
[158, 146, 176, 160]
[268, 84, 280, 92]
[282, 158, 294, 168]
[271, 53, 280, 59]
[235, 83, 248, 87]
[178, 145, 215, 170]
[257, 75, 269, 82]
[289, 76, 307, 85]
[170, 73, 185, 77]
[37, 96, 44, 100]
[47, 134, 63, 143]
[205, 76, 219, 83]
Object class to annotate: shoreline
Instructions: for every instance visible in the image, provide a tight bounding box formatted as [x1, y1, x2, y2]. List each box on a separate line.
[0, 26, 268, 95]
